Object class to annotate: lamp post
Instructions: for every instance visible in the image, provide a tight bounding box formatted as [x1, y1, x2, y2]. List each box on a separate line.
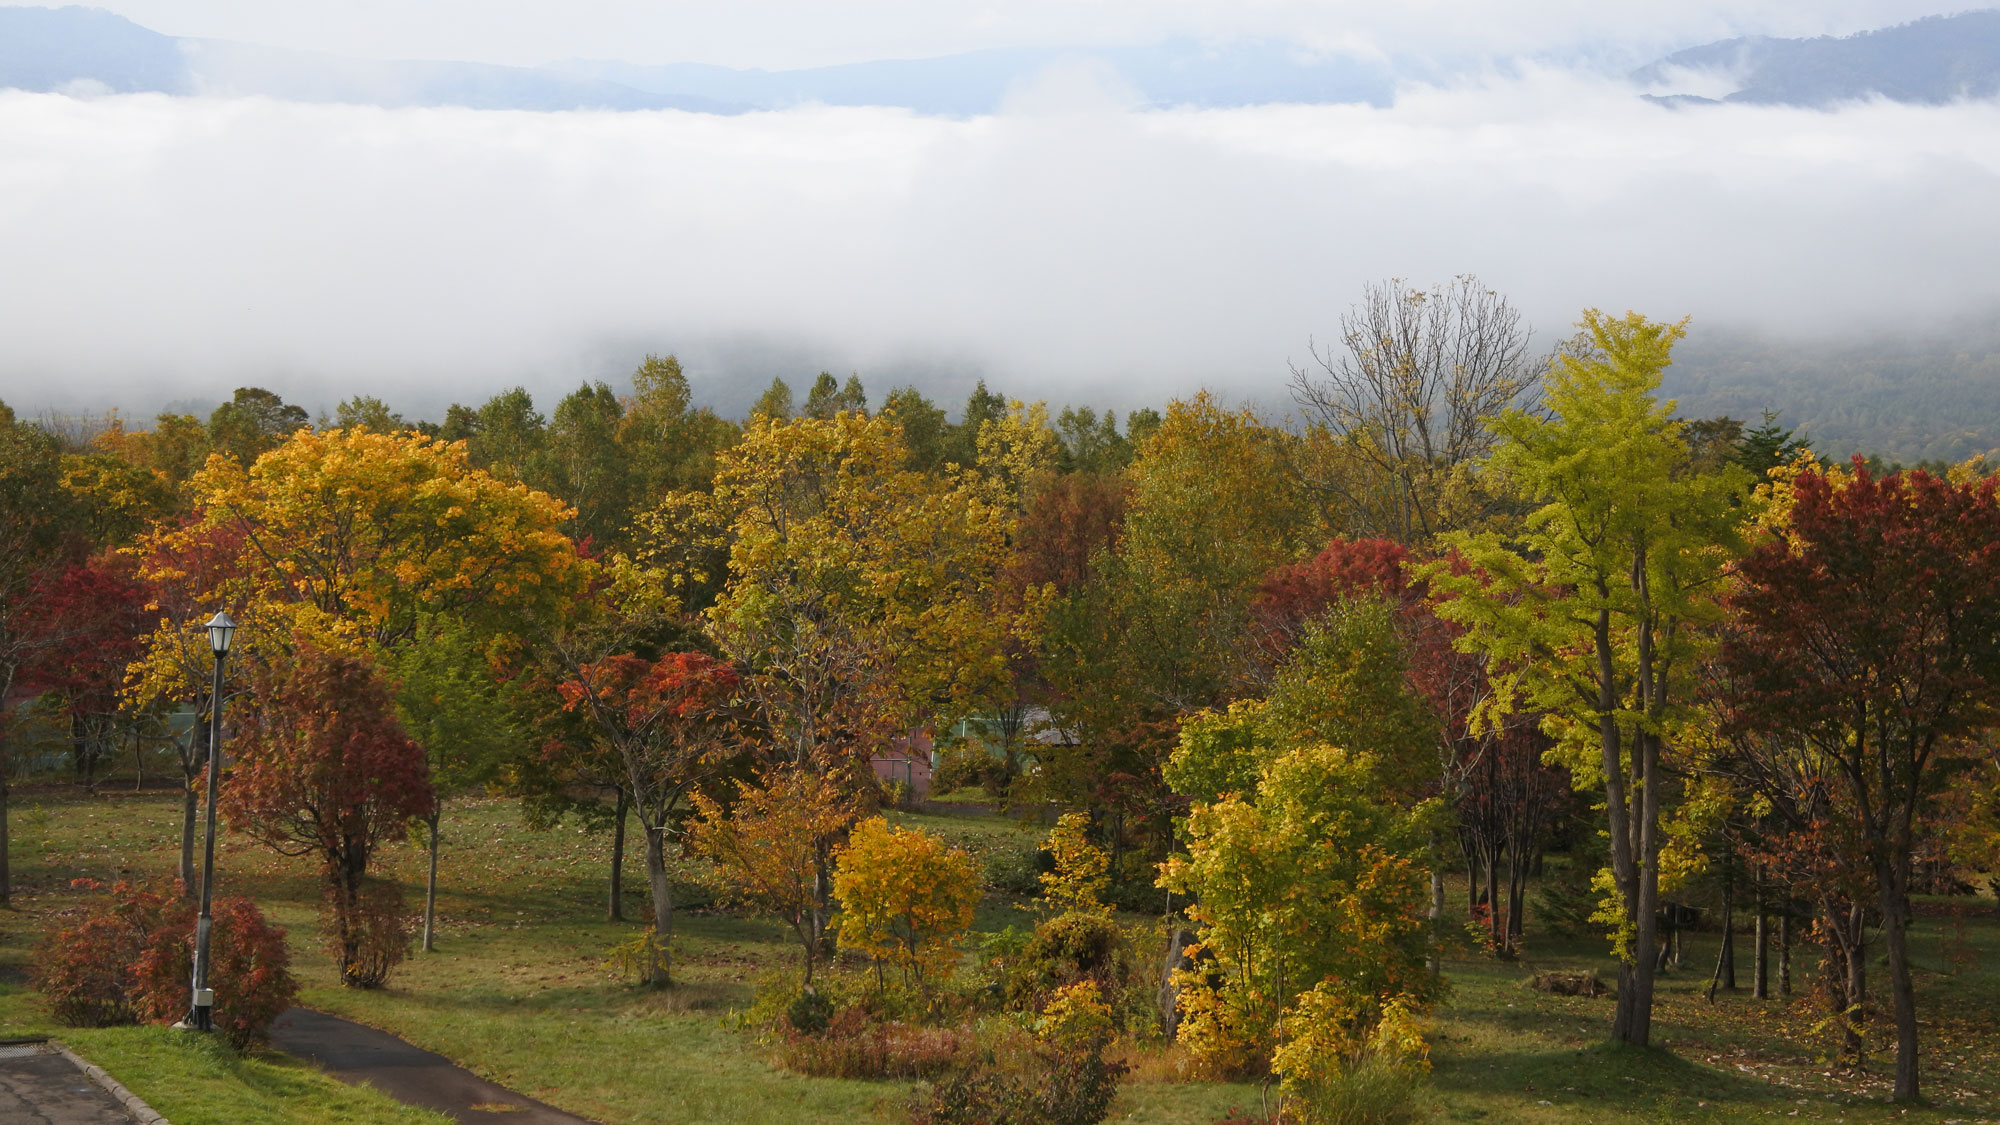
[185, 611, 235, 1033]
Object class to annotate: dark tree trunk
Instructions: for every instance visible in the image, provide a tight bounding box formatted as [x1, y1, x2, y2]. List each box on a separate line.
[1483, 845, 1502, 946]
[180, 787, 199, 894]
[1878, 856, 1920, 1101]
[421, 808, 442, 953]
[1779, 909, 1792, 996]
[1719, 863, 1737, 991]
[608, 788, 628, 922]
[1753, 887, 1769, 1000]
[0, 749, 10, 907]
[1507, 847, 1527, 944]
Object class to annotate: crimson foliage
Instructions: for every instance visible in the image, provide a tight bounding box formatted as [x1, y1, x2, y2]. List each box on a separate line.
[1720, 460, 2000, 1101]
[33, 880, 297, 1048]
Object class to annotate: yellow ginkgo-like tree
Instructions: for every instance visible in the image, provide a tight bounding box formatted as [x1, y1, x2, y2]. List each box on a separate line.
[832, 817, 980, 994]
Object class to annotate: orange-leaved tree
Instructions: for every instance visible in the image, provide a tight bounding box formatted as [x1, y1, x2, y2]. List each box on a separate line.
[689, 768, 858, 983]
[558, 648, 739, 985]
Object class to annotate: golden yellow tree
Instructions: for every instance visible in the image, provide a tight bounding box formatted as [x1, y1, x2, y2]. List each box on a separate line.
[831, 816, 980, 993]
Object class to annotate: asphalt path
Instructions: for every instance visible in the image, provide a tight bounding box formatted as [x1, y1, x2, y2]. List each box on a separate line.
[269, 1008, 596, 1124]
[0, 1041, 136, 1124]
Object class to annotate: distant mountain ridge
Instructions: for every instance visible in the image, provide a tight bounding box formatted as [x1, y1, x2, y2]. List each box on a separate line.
[1634, 10, 2000, 106]
[0, 6, 731, 111]
[0, 5, 1397, 114]
[7, 4, 1999, 115]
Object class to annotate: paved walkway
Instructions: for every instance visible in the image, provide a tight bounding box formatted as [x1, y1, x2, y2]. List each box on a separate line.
[0, 1042, 136, 1124]
[269, 1008, 595, 1124]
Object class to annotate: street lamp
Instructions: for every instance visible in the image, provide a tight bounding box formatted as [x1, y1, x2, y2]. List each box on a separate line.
[184, 611, 235, 1033]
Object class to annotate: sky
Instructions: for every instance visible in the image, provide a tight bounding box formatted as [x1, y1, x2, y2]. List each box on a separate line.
[0, 2, 1996, 420]
[49, 0, 1976, 68]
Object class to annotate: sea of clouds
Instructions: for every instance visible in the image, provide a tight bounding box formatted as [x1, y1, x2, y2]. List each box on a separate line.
[2, 60, 1997, 418]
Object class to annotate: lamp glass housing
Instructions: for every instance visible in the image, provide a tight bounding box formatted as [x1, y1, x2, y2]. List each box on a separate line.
[205, 611, 236, 656]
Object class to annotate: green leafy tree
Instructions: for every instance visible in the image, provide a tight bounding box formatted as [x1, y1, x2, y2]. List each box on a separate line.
[206, 387, 309, 465]
[1422, 310, 1747, 1047]
[880, 386, 949, 472]
[750, 377, 794, 422]
[391, 620, 525, 952]
[334, 396, 407, 433]
[540, 381, 633, 549]
[0, 407, 80, 904]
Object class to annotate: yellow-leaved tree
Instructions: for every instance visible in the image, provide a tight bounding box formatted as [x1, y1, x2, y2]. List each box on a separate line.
[127, 428, 591, 937]
[831, 816, 980, 995]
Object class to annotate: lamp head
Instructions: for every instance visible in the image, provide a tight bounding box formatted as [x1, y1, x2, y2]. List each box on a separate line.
[205, 611, 236, 656]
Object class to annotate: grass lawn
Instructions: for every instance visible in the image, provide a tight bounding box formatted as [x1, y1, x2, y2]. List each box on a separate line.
[5, 782, 2000, 1123]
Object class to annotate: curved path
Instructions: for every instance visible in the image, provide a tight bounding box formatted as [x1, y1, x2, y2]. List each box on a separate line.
[269, 1008, 595, 1124]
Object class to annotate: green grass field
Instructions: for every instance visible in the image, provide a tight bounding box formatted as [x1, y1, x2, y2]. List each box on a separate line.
[4, 783, 1998, 1123]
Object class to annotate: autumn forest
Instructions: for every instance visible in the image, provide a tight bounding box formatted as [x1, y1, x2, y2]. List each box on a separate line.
[3, 279, 2000, 1124]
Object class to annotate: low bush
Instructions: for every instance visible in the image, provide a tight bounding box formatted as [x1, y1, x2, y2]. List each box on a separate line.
[1006, 910, 1133, 1012]
[1281, 1055, 1429, 1125]
[908, 1050, 1125, 1125]
[31, 882, 160, 1026]
[131, 895, 300, 1049]
[32, 879, 298, 1049]
[1525, 969, 1606, 997]
[777, 1005, 975, 1079]
[982, 846, 1045, 897]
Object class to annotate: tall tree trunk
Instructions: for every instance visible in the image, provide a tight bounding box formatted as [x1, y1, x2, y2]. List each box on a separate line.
[1614, 729, 1663, 1046]
[1719, 861, 1736, 991]
[608, 788, 628, 922]
[1507, 846, 1527, 944]
[180, 726, 203, 897]
[1878, 857, 1920, 1101]
[643, 820, 674, 986]
[1779, 908, 1792, 996]
[0, 748, 10, 907]
[180, 786, 199, 894]
[1483, 844, 1502, 946]
[1427, 834, 1445, 974]
[421, 808, 442, 953]
[1753, 884, 1769, 1000]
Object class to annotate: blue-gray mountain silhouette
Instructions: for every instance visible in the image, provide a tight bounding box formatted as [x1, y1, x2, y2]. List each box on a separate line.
[1634, 10, 2000, 106]
[0, 5, 1395, 113]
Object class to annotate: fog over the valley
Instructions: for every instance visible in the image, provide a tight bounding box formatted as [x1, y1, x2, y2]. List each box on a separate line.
[2, 33, 1998, 420]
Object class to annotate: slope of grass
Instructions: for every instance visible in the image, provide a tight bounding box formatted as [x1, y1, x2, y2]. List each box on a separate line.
[6, 781, 2000, 1123]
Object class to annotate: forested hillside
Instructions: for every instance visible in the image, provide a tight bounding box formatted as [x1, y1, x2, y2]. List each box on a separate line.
[1665, 320, 2000, 464]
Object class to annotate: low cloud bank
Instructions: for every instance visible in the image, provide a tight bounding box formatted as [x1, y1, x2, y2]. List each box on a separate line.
[2, 67, 1997, 419]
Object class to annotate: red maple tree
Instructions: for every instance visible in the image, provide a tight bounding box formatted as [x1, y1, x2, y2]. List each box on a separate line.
[1719, 460, 2000, 1102]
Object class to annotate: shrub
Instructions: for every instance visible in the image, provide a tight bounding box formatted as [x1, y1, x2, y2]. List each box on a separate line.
[1036, 981, 1115, 1053]
[1525, 970, 1606, 997]
[323, 877, 414, 989]
[1007, 910, 1132, 1012]
[907, 1044, 1126, 1125]
[33, 880, 297, 1049]
[777, 1005, 974, 1079]
[32, 892, 156, 1027]
[983, 845, 1044, 896]
[928, 742, 992, 797]
[1271, 986, 1431, 1125]
[131, 896, 299, 1049]
[787, 986, 836, 1035]
[1281, 1055, 1429, 1125]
